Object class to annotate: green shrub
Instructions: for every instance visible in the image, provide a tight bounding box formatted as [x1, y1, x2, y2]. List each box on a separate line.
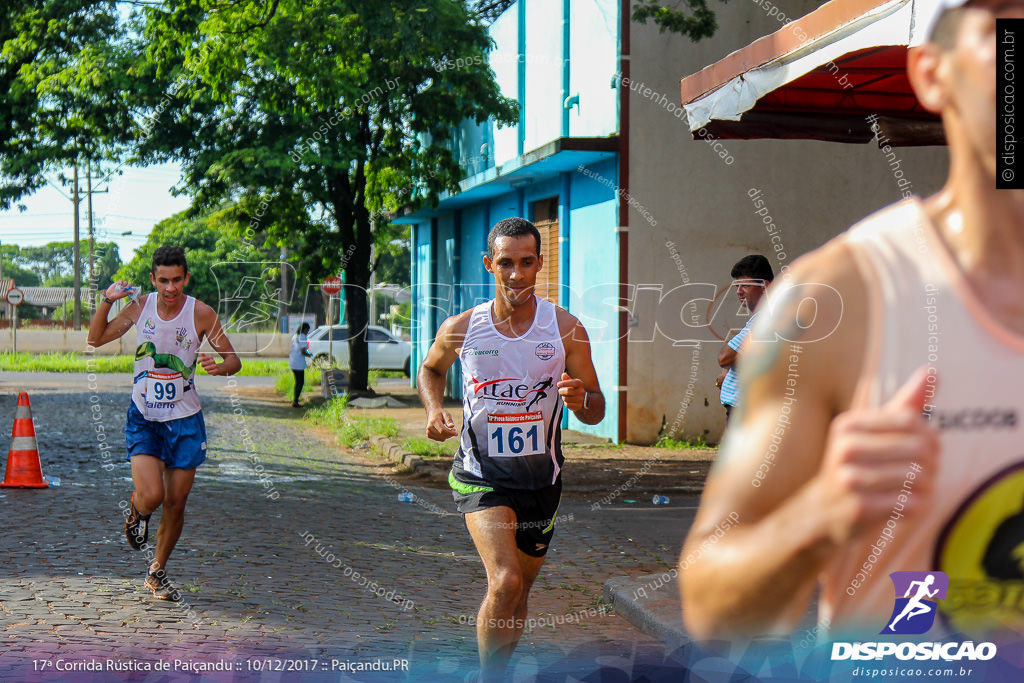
[304, 396, 398, 448]
[402, 436, 457, 459]
[654, 434, 710, 449]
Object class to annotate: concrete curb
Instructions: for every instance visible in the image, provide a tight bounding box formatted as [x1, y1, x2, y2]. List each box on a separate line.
[603, 573, 689, 652]
[604, 573, 821, 651]
[368, 434, 449, 480]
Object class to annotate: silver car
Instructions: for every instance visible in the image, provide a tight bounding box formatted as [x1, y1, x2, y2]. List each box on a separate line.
[305, 325, 412, 376]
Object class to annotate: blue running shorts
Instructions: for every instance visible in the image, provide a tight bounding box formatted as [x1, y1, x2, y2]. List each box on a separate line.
[125, 403, 207, 470]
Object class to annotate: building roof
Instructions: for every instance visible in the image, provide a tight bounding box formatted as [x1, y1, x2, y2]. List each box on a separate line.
[679, 0, 946, 145]
[21, 287, 82, 307]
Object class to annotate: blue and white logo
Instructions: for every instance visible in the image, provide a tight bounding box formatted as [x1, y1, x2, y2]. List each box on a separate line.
[881, 571, 949, 635]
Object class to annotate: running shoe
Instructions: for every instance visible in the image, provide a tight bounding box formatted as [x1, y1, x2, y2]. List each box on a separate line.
[145, 570, 181, 602]
[124, 493, 151, 550]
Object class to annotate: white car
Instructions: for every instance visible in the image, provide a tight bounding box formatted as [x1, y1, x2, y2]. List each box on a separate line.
[305, 325, 412, 376]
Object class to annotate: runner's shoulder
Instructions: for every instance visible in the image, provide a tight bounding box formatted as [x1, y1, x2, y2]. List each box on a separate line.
[553, 305, 586, 341]
[757, 234, 869, 343]
[747, 232, 871, 413]
[191, 299, 225, 339]
[190, 298, 219, 327]
[435, 308, 475, 350]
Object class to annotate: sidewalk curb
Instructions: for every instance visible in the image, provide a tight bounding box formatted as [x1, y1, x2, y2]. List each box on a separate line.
[603, 573, 821, 651]
[603, 574, 689, 652]
[369, 434, 449, 480]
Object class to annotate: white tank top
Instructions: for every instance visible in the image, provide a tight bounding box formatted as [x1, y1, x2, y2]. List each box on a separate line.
[454, 296, 566, 490]
[131, 294, 202, 421]
[821, 198, 1024, 640]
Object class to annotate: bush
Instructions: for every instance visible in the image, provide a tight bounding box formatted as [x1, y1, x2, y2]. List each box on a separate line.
[305, 397, 398, 448]
[402, 436, 457, 459]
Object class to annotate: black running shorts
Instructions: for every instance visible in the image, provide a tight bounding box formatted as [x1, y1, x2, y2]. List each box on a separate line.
[449, 469, 562, 558]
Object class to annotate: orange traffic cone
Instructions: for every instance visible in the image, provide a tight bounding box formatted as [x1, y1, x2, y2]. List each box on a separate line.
[1, 392, 48, 488]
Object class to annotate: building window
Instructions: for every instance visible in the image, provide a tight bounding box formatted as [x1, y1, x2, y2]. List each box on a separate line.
[532, 197, 559, 305]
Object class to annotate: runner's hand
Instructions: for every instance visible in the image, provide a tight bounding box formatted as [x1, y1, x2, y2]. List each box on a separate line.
[427, 409, 457, 441]
[105, 280, 134, 301]
[811, 366, 939, 545]
[557, 372, 586, 411]
[198, 353, 222, 375]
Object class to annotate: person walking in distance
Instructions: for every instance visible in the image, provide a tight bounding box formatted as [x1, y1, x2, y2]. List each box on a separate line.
[88, 245, 241, 600]
[418, 217, 605, 681]
[289, 322, 312, 407]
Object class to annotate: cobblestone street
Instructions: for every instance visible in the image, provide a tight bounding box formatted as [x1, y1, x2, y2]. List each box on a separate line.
[0, 373, 697, 682]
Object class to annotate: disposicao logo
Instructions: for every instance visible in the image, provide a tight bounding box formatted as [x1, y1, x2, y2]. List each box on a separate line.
[881, 571, 948, 635]
[831, 571, 997, 663]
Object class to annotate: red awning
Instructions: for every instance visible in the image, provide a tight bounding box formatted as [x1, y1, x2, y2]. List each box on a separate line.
[680, 0, 945, 145]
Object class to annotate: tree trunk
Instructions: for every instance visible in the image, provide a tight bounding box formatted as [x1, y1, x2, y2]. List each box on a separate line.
[344, 282, 370, 392]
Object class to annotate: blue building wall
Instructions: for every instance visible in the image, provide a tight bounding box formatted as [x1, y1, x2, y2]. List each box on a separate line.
[566, 157, 619, 440]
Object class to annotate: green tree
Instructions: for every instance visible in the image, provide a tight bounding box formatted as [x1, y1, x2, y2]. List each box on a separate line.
[374, 227, 411, 287]
[630, 0, 723, 41]
[0, 1, 132, 209]
[0, 244, 42, 287]
[133, 0, 517, 391]
[5, 239, 118, 287]
[0, 261, 42, 288]
[91, 241, 122, 290]
[17, 242, 75, 284]
[115, 207, 276, 331]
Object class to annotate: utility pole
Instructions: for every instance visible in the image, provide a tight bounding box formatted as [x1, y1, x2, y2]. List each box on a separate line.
[73, 167, 82, 330]
[279, 246, 288, 333]
[87, 167, 94, 286]
[85, 167, 107, 317]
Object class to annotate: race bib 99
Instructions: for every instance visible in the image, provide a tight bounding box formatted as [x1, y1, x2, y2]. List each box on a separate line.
[147, 370, 184, 404]
[487, 411, 544, 457]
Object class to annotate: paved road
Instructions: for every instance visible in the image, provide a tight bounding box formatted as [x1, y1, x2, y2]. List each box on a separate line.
[0, 373, 698, 681]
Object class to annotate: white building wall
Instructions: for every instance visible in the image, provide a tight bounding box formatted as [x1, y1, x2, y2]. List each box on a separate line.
[490, 7, 520, 165]
[569, 0, 620, 137]
[524, 0, 564, 150]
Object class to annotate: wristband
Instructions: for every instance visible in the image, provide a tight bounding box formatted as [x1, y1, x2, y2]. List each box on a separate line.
[103, 297, 115, 305]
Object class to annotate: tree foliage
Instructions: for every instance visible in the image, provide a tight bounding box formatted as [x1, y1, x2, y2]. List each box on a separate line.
[630, 0, 724, 42]
[4, 240, 120, 287]
[0, 257, 42, 288]
[114, 206, 283, 332]
[0, 0, 132, 209]
[131, 0, 517, 390]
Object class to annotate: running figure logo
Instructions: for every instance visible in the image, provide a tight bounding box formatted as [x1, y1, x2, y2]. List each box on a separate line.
[881, 571, 949, 635]
[524, 377, 552, 411]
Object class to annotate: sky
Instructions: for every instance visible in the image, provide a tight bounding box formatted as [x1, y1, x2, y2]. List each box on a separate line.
[0, 162, 191, 270]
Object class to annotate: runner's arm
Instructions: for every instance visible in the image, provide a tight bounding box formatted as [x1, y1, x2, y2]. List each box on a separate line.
[680, 243, 915, 639]
[557, 311, 604, 425]
[418, 313, 469, 441]
[197, 304, 241, 376]
[87, 285, 142, 348]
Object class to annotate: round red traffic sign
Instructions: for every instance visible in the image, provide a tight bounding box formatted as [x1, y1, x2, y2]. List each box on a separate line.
[6, 288, 23, 306]
[322, 276, 342, 295]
